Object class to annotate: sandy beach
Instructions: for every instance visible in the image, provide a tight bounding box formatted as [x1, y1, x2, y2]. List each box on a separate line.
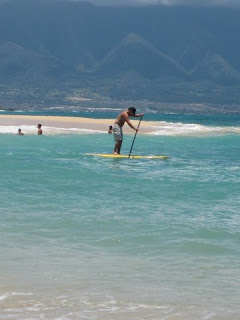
[0, 114, 155, 134]
[1, 114, 240, 136]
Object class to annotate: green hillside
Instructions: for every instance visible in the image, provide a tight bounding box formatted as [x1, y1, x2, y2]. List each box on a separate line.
[191, 53, 240, 85]
[94, 33, 188, 79]
[1, 0, 240, 105]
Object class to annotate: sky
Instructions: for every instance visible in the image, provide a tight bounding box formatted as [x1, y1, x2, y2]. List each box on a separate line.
[0, 0, 239, 6]
[82, 0, 240, 6]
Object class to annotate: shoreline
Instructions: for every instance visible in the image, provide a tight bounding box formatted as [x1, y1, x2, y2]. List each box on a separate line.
[0, 114, 156, 134]
[1, 114, 240, 136]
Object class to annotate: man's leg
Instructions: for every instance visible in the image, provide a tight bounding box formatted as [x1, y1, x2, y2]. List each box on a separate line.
[114, 140, 122, 154]
[117, 140, 122, 154]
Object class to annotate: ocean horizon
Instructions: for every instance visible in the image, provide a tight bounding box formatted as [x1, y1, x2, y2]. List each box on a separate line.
[1, 111, 240, 319]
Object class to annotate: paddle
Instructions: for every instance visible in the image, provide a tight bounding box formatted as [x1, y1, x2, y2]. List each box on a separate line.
[128, 115, 143, 158]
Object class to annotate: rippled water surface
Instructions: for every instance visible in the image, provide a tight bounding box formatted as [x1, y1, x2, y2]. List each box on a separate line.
[1, 115, 240, 319]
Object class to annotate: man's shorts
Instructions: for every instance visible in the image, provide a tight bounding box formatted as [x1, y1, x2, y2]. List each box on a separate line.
[112, 124, 123, 141]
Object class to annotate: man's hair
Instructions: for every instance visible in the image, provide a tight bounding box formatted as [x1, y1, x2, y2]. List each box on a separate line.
[128, 107, 136, 115]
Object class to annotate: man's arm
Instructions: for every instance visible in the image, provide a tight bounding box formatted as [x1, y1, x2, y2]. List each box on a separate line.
[126, 118, 137, 131]
[126, 113, 144, 130]
[134, 113, 144, 118]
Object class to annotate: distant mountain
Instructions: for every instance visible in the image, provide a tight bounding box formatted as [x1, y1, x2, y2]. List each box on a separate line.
[177, 31, 217, 72]
[192, 53, 240, 85]
[1, 0, 240, 103]
[94, 33, 188, 79]
[0, 42, 71, 83]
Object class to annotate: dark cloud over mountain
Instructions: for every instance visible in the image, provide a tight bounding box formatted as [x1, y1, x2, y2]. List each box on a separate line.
[1, 0, 240, 104]
[85, 0, 240, 7]
[0, 0, 239, 6]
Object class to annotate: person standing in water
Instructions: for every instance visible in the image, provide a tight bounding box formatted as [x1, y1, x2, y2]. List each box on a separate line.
[37, 124, 42, 135]
[112, 107, 143, 155]
[17, 128, 24, 135]
[108, 125, 113, 134]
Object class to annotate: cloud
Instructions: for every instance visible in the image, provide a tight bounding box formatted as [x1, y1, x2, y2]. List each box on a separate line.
[1, 0, 239, 5]
[85, 0, 240, 7]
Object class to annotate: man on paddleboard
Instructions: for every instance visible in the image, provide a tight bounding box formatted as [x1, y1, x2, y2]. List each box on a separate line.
[112, 107, 144, 154]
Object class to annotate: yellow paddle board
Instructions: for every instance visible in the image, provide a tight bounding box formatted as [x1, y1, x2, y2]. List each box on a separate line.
[86, 153, 170, 159]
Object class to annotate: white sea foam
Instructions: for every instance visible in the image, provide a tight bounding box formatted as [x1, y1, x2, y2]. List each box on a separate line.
[0, 121, 240, 136]
[0, 294, 8, 301]
[0, 125, 105, 135]
[11, 292, 33, 296]
[43, 127, 105, 135]
[150, 121, 240, 136]
[0, 292, 33, 301]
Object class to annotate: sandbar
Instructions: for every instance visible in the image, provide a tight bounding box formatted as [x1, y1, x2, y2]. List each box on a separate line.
[0, 114, 156, 134]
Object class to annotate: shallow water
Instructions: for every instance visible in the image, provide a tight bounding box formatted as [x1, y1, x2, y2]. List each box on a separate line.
[1, 114, 240, 319]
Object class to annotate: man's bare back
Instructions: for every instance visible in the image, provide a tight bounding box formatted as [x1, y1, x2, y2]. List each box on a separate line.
[114, 110, 131, 128]
[114, 109, 143, 129]
[112, 107, 144, 154]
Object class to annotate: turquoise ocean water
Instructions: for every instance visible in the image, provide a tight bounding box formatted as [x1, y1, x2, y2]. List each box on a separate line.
[0, 112, 240, 319]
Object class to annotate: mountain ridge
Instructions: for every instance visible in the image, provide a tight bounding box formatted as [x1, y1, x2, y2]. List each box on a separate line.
[94, 33, 188, 79]
[1, 0, 240, 104]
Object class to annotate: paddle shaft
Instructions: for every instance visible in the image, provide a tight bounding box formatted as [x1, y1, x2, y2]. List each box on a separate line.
[128, 115, 143, 158]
